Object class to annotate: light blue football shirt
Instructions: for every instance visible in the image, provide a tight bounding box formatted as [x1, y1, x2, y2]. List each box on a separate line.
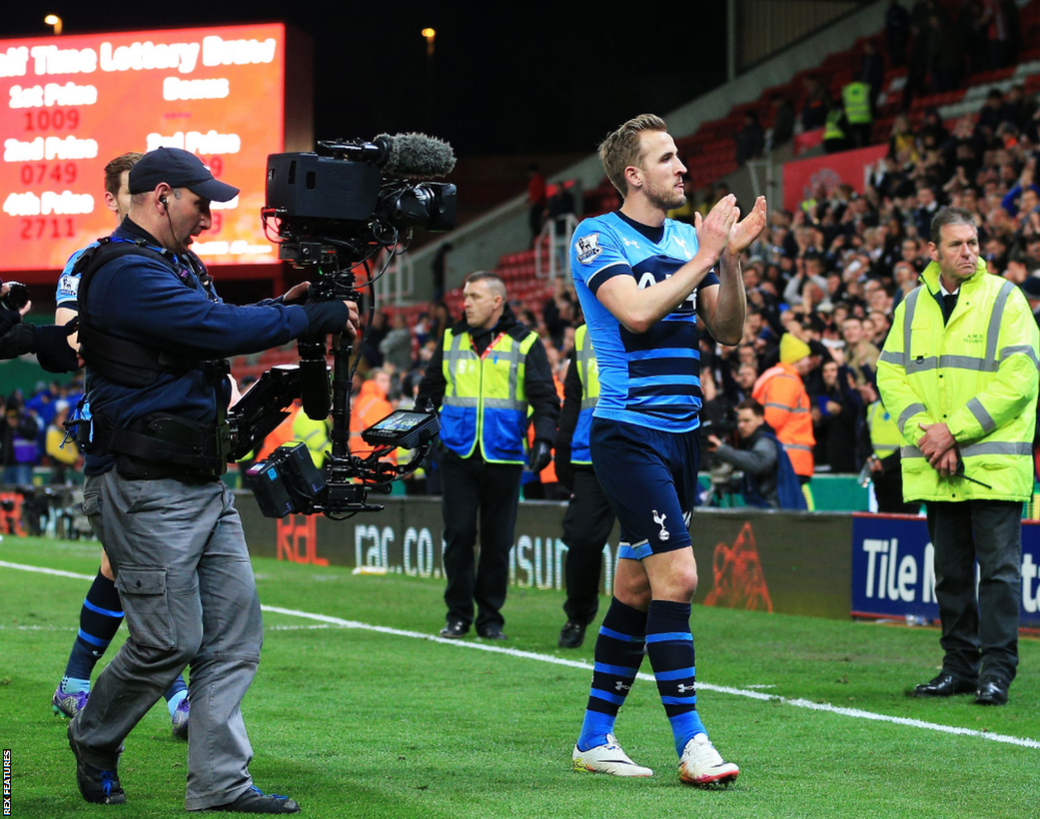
[570, 211, 719, 433]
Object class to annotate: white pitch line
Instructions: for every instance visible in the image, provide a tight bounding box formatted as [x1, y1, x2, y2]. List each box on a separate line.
[5, 560, 1039, 750]
[0, 561, 99, 581]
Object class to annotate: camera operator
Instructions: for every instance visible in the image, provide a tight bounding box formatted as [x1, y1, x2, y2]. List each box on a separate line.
[0, 284, 79, 373]
[66, 147, 358, 814]
[705, 399, 806, 510]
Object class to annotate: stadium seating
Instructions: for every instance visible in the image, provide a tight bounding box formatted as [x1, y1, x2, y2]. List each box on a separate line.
[225, 0, 1040, 370]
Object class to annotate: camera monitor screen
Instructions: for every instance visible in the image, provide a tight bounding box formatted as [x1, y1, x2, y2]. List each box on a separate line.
[368, 411, 430, 435]
[361, 409, 440, 451]
[0, 23, 288, 272]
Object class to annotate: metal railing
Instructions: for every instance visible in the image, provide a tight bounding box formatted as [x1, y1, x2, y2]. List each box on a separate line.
[372, 247, 415, 306]
[534, 213, 578, 281]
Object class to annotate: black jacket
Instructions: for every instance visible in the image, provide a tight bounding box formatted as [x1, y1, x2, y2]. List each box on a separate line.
[713, 423, 781, 508]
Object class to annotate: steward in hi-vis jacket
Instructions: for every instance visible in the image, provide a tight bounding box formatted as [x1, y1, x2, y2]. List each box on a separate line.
[877, 208, 1039, 706]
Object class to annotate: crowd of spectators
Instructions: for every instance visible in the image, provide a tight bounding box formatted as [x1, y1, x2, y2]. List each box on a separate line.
[733, 1, 1027, 166]
[704, 80, 1040, 474]
[9, 9, 1040, 494]
[892, 0, 1022, 105]
[342, 77, 1040, 490]
[0, 379, 84, 486]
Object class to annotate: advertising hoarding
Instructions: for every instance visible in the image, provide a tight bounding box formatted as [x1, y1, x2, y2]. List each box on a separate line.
[851, 513, 1040, 629]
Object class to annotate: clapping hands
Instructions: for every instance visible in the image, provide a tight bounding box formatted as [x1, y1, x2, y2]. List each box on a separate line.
[694, 195, 768, 261]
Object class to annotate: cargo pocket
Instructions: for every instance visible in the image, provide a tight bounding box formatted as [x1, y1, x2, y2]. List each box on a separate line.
[81, 491, 103, 541]
[81, 491, 102, 517]
[114, 567, 176, 650]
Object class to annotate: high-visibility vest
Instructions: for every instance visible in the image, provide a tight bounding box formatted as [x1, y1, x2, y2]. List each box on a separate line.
[867, 400, 902, 460]
[440, 326, 538, 464]
[752, 362, 815, 478]
[571, 324, 600, 465]
[877, 258, 1040, 502]
[292, 410, 330, 468]
[823, 108, 846, 141]
[842, 82, 872, 124]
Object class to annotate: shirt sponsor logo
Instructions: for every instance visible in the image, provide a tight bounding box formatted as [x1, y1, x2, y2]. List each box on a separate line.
[575, 232, 603, 265]
[637, 271, 697, 311]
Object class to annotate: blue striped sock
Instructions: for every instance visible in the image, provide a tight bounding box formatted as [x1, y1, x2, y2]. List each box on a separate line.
[646, 600, 706, 757]
[576, 598, 647, 752]
[166, 681, 188, 716]
[64, 571, 124, 683]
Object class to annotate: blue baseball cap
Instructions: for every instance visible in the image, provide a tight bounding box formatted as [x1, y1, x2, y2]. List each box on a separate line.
[128, 147, 239, 202]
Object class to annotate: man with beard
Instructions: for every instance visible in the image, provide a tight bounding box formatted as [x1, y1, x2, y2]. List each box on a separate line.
[568, 113, 765, 786]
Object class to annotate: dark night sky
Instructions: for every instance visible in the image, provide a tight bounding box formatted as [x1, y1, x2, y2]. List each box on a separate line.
[3, 3, 729, 157]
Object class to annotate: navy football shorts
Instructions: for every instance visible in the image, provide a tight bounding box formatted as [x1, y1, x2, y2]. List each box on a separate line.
[589, 417, 700, 559]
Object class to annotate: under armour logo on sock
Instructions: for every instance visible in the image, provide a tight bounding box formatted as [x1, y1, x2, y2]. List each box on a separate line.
[615, 681, 631, 692]
[677, 683, 696, 693]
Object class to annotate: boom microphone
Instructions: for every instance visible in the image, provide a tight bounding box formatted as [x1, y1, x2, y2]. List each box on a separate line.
[317, 133, 455, 178]
[375, 133, 456, 178]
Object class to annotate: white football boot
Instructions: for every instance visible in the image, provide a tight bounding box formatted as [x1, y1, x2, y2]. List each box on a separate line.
[572, 734, 653, 777]
[678, 733, 739, 786]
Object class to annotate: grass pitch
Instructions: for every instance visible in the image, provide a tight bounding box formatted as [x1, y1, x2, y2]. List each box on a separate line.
[1, 533, 1038, 818]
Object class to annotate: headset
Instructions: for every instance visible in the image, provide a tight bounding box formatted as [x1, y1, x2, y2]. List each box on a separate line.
[158, 191, 190, 258]
[155, 189, 215, 297]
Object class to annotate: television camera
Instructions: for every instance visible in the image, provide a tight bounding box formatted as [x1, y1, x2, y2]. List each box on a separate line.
[229, 133, 456, 518]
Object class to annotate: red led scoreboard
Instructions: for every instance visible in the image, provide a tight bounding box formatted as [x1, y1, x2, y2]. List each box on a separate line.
[0, 23, 312, 277]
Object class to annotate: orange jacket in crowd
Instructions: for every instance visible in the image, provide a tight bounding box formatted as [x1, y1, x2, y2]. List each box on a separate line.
[752, 362, 815, 478]
[350, 379, 395, 462]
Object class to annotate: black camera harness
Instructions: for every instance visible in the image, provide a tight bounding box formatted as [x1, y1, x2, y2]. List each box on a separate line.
[74, 237, 231, 479]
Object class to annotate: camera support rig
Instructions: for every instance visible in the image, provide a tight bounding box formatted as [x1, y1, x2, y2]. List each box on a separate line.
[297, 241, 389, 516]
[235, 136, 454, 519]
[235, 237, 438, 519]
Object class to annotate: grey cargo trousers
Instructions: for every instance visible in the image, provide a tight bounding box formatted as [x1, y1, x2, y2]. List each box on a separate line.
[68, 470, 264, 810]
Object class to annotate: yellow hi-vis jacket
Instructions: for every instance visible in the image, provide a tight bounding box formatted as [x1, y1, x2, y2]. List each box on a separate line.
[292, 410, 330, 468]
[823, 108, 846, 141]
[570, 324, 600, 465]
[877, 259, 1040, 502]
[440, 326, 539, 464]
[842, 82, 872, 124]
[867, 400, 903, 460]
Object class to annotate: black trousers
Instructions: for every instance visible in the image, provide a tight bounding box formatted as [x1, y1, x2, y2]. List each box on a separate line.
[925, 500, 1023, 685]
[561, 469, 616, 625]
[873, 472, 919, 514]
[440, 450, 522, 631]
